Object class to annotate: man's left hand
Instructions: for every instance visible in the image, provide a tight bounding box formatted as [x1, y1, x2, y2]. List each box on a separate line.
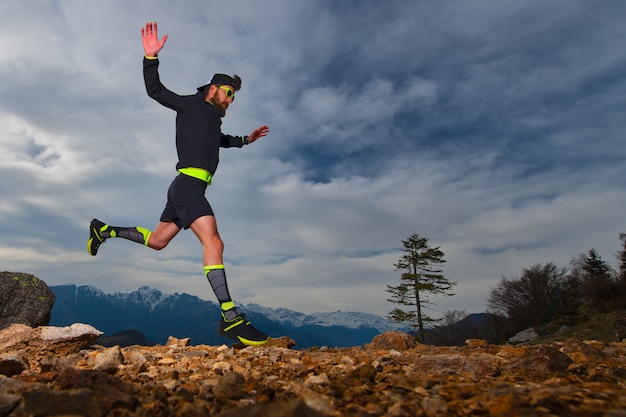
[247, 125, 269, 144]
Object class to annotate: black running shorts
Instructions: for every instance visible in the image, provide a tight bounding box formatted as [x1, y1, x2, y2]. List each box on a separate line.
[160, 174, 214, 229]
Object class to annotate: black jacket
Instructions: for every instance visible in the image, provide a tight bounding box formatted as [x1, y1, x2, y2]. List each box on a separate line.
[143, 57, 245, 177]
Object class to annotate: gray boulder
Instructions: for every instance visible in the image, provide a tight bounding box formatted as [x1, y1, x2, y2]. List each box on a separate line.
[508, 327, 539, 344]
[0, 272, 55, 329]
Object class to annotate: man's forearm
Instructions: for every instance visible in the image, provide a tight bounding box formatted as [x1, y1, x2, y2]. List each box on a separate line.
[143, 57, 161, 99]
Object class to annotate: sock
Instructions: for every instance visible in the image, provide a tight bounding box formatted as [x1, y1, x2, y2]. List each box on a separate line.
[204, 265, 239, 321]
[103, 226, 152, 246]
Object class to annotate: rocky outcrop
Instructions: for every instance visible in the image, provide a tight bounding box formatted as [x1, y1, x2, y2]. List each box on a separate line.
[0, 323, 102, 374]
[1, 325, 625, 416]
[0, 272, 55, 329]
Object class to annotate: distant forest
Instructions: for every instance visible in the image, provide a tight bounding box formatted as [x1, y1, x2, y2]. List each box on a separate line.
[428, 232, 626, 345]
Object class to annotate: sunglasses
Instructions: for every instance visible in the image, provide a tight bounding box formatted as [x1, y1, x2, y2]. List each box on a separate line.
[219, 86, 235, 101]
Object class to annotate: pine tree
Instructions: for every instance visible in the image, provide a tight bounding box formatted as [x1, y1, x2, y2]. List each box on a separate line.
[581, 248, 615, 310]
[386, 233, 456, 342]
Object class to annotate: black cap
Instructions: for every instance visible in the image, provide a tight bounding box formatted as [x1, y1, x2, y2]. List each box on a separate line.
[197, 74, 235, 91]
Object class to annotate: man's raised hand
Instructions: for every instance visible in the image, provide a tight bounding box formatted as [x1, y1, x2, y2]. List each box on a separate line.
[141, 22, 168, 58]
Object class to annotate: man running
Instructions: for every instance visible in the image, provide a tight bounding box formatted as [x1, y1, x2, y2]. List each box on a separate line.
[88, 22, 270, 346]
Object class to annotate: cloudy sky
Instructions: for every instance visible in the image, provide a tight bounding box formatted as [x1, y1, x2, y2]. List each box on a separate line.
[1, 0, 625, 319]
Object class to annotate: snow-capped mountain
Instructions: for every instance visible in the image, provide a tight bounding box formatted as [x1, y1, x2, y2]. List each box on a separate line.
[113, 286, 170, 312]
[244, 304, 408, 333]
[50, 285, 407, 348]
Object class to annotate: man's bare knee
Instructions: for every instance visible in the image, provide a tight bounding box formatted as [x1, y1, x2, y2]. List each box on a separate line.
[211, 236, 224, 253]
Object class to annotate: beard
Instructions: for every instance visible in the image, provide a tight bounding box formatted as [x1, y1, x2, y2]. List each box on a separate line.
[208, 91, 229, 117]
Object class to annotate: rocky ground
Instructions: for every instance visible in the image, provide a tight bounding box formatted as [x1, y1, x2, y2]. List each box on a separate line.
[1, 324, 626, 417]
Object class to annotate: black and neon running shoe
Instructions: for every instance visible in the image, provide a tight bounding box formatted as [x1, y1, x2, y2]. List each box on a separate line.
[218, 313, 270, 346]
[87, 219, 108, 256]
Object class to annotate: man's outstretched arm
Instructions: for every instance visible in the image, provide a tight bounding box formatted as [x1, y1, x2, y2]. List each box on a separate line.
[141, 22, 184, 111]
[220, 126, 269, 148]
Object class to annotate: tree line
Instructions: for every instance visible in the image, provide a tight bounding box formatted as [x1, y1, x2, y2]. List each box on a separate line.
[486, 233, 626, 336]
[386, 231, 626, 344]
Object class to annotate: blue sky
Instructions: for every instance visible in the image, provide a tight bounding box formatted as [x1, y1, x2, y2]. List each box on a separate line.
[1, 0, 625, 319]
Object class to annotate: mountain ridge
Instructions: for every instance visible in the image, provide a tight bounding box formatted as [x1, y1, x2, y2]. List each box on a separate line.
[49, 284, 409, 348]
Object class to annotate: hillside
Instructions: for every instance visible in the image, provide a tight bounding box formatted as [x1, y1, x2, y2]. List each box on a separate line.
[532, 309, 626, 345]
